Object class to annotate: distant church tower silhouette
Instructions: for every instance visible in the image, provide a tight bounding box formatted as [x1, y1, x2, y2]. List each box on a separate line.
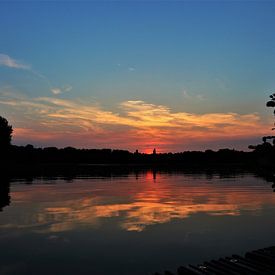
[153, 148, 156, 155]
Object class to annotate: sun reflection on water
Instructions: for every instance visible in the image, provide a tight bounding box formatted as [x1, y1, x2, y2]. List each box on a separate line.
[1, 173, 274, 233]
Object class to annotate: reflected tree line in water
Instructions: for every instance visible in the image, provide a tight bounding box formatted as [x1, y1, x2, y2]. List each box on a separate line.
[0, 177, 10, 212]
[0, 167, 275, 213]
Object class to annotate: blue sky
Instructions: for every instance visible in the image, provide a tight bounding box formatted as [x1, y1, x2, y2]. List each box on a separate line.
[0, 1, 274, 151]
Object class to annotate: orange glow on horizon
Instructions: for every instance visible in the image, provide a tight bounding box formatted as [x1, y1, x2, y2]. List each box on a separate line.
[1, 95, 270, 151]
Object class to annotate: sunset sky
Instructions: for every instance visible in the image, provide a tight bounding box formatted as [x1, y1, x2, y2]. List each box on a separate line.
[0, 1, 275, 152]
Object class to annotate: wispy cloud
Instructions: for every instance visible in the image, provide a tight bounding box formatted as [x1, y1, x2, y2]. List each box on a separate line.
[0, 53, 53, 90]
[196, 94, 205, 101]
[115, 63, 135, 72]
[0, 91, 269, 151]
[51, 85, 72, 95]
[0, 53, 72, 96]
[51, 88, 62, 95]
[182, 90, 191, 99]
[182, 89, 205, 101]
[0, 54, 30, 69]
[64, 85, 72, 92]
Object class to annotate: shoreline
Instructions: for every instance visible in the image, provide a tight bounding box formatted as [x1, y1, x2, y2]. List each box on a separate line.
[2, 162, 274, 181]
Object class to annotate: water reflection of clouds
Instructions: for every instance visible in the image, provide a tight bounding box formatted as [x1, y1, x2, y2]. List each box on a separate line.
[1, 175, 275, 233]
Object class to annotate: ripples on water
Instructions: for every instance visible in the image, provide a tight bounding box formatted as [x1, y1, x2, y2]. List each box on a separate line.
[0, 171, 275, 274]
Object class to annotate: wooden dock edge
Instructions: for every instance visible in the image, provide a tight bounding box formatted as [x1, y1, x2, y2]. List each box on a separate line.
[154, 246, 275, 275]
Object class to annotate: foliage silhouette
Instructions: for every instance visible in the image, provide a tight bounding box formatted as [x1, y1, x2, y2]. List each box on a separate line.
[266, 93, 275, 108]
[249, 93, 275, 152]
[266, 92, 275, 130]
[0, 116, 13, 148]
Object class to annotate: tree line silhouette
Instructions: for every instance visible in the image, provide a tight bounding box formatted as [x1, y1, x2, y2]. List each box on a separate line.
[0, 93, 275, 168]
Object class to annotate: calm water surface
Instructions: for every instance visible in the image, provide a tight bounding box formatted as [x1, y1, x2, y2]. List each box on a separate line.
[0, 171, 275, 274]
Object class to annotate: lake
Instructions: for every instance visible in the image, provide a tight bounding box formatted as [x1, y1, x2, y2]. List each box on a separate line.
[0, 170, 275, 274]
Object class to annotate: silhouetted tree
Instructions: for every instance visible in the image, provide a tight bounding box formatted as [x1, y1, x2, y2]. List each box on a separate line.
[262, 93, 275, 146]
[0, 116, 13, 148]
[266, 93, 275, 130]
[249, 93, 275, 150]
